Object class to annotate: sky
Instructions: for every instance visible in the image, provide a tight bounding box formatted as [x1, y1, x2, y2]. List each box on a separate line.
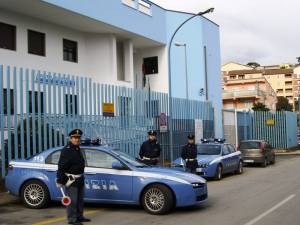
[151, 0, 300, 66]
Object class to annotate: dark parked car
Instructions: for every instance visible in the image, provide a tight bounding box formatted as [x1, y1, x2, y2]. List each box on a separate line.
[238, 140, 275, 167]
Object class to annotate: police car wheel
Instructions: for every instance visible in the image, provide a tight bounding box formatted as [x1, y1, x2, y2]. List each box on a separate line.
[142, 184, 174, 215]
[214, 165, 222, 180]
[21, 180, 50, 209]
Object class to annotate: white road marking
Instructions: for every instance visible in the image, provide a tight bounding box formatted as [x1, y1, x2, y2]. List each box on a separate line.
[244, 194, 296, 225]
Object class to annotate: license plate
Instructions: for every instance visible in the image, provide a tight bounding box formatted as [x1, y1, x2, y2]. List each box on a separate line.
[244, 160, 254, 163]
[196, 168, 203, 172]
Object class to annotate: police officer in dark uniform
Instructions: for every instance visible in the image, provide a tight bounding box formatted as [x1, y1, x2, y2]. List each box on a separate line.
[181, 134, 198, 174]
[56, 129, 91, 225]
[139, 130, 161, 166]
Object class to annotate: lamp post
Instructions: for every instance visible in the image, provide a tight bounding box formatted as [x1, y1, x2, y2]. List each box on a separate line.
[174, 42, 188, 100]
[168, 8, 214, 163]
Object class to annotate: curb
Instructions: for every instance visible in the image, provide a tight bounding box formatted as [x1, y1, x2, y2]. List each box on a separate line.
[275, 153, 300, 156]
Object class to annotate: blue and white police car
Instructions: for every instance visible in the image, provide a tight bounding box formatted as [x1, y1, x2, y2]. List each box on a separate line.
[5, 142, 208, 215]
[173, 139, 243, 180]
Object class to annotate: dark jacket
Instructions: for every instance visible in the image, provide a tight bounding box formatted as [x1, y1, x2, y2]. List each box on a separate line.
[139, 139, 161, 159]
[57, 143, 85, 187]
[181, 143, 198, 169]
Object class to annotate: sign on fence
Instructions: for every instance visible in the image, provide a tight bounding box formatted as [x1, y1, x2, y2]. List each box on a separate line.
[103, 103, 115, 117]
[266, 119, 275, 125]
[159, 113, 167, 132]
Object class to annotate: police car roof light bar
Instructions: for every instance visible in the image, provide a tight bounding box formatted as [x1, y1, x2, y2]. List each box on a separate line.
[214, 138, 226, 143]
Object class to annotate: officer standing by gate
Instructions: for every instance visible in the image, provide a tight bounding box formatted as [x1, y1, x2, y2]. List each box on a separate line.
[56, 129, 91, 225]
[139, 130, 161, 165]
[181, 134, 198, 174]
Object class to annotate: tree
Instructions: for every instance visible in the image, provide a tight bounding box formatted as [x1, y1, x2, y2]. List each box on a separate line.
[276, 97, 293, 111]
[252, 102, 270, 111]
[247, 62, 260, 68]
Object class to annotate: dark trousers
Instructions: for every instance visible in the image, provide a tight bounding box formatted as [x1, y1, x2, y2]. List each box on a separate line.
[185, 167, 196, 174]
[66, 185, 84, 223]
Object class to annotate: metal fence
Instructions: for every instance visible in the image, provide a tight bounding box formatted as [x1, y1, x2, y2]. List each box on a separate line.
[0, 65, 214, 177]
[223, 109, 297, 149]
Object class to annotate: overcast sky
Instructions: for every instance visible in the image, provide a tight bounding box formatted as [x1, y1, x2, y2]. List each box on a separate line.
[151, 0, 300, 66]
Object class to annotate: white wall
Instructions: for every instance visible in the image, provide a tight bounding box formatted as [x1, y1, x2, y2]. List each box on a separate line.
[133, 46, 168, 93]
[0, 9, 135, 88]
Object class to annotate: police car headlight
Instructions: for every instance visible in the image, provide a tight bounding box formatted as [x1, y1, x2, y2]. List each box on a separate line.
[192, 183, 204, 188]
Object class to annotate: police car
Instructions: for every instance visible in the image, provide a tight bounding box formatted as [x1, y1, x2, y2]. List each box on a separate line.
[173, 139, 243, 180]
[5, 141, 207, 215]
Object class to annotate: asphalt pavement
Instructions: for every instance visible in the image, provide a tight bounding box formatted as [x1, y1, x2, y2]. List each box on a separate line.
[1, 155, 300, 225]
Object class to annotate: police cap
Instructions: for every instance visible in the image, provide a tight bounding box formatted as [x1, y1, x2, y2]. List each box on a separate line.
[148, 130, 157, 136]
[69, 129, 83, 137]
[188, 134, 195, 140]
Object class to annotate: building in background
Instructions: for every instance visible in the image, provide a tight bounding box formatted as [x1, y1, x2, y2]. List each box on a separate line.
[222, 62, 300, 111]
[0, 0, 222, 137]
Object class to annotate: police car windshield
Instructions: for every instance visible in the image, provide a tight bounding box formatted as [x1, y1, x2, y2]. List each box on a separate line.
[197, 144, 221, 155]
[112, 150, 148, 167]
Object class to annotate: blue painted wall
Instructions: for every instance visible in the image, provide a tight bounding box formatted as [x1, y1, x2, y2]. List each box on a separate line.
[166, 11, 222, 136]
[42, 0, 167, 44]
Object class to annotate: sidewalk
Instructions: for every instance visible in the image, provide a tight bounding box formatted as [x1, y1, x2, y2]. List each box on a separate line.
[275, 149, 300, 156]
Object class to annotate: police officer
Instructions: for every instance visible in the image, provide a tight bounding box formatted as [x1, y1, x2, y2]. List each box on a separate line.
[139, 130, 161, 165]
[56, 129, 91, 225]
[181, 134, 198, 174]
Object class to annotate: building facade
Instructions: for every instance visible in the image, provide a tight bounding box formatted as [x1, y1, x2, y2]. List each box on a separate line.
[0, 0, 222, 136]
[222, 62, 300, 111]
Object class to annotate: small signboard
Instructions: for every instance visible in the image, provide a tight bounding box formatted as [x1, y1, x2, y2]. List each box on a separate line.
[159, 112, 168, 132]
[103, 103, 114, 117]
[266, 119, 275, 125]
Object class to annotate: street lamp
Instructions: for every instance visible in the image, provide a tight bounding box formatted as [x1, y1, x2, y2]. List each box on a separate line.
[174, 42, 188, 100]
[167, 8, 214, 163]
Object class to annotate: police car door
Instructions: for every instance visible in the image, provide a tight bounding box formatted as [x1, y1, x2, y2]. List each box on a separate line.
[221, 145, 232, 173]
[227, 144, 239, 171]
[83, 149, 133, 202]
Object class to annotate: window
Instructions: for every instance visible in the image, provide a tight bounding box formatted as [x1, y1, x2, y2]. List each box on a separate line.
[122, 0, 136, 8]
[65, 94, 78, 115]
[143, 56, 158, 75]
[240, 141, 260, 149]
[285, 74, 292, 78]
[227, 145, 236, 153]
[45, 150, 61, 164]
[28, 30, 45, 56]
[238, 75, 245, 79]
[117, 41, 125, 81]
[285, 81, 292, 86]
[0, 22, 16, 51]
[2, 89, 14, 114]
[63, 39, 77, 63]
[230, 76, 236, 80]
[222, 145, 230, 155]
[84, 149, 120, 169]
[28, 91, 44, 114]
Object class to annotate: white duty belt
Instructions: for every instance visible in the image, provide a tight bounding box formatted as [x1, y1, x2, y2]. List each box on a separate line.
[185, 158, 197, 162]
[142, 157, 159, 160]
[65, 173, 83, 187]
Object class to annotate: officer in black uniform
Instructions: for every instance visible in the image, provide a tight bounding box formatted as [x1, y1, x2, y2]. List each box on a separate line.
[139, 130, 161, 165]
[181, 134, 198, 174]
[56, 129, 91, 225]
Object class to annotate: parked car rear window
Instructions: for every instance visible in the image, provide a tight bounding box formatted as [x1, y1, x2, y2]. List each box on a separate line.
[240, 142, 260, 149]
[197, 145, 221, 155]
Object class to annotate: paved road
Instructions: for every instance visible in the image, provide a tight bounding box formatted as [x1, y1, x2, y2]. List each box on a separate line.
[1, 155, 300, 225]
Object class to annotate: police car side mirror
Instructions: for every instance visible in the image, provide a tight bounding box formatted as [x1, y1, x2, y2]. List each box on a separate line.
[112, 161, 125, 170]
